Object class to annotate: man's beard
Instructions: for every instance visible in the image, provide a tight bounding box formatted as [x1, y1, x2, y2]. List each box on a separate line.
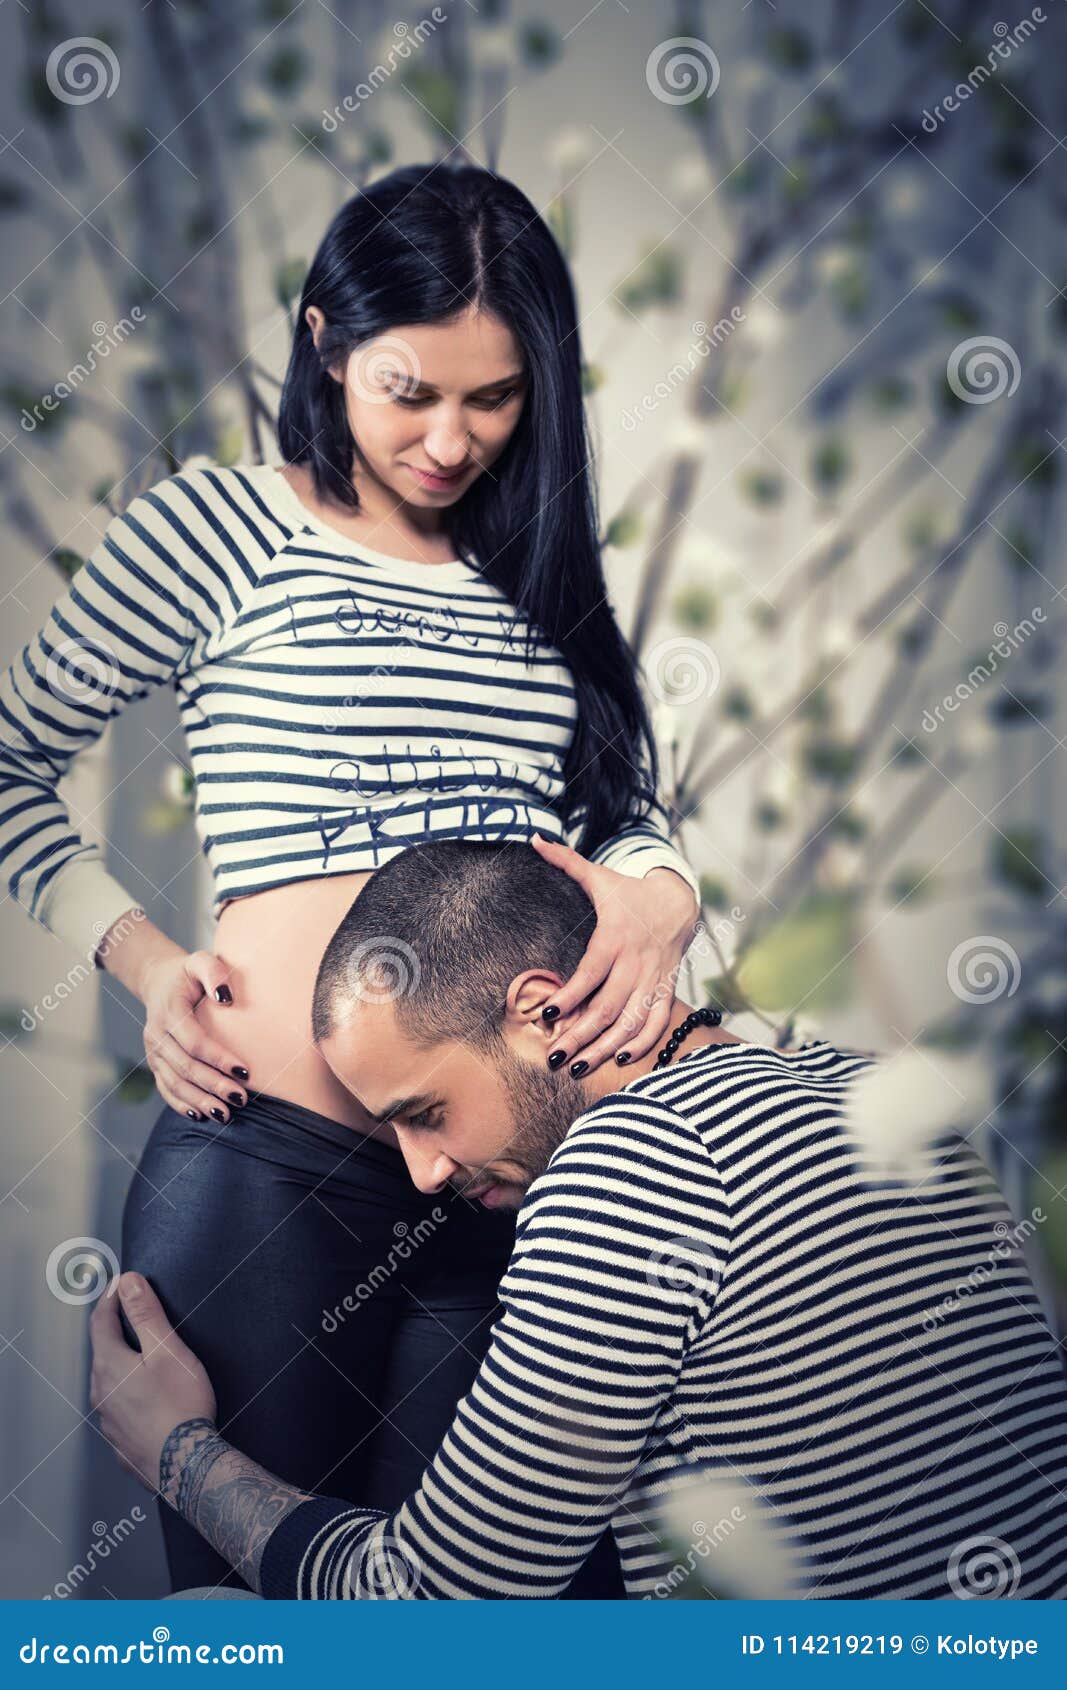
[490, 1046, 585, 1188]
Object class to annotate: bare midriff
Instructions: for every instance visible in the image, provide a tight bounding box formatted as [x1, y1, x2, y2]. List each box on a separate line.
[191, 870, 398, 1143]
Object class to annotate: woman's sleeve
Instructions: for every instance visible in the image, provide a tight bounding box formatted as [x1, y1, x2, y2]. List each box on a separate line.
[258, 1102, 727, 1599]
[571, 732, 702, 903]
[0, 471, 231, 957]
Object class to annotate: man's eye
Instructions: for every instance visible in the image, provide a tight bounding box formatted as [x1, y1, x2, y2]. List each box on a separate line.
[391, 393, 432, 407]
[405, 1108, 437, 1129]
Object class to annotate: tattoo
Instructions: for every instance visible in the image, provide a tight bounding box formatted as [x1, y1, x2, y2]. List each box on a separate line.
[160, 1419, 312, 1594]
[160, 1418, 218, 1509]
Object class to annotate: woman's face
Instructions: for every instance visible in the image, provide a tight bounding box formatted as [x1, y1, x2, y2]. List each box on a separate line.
[309, 304, 528, 504]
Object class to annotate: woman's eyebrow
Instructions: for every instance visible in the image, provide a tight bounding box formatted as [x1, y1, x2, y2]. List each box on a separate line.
[391, 370, 527, 397]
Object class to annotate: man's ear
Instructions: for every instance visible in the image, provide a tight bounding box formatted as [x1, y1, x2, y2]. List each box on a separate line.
[506, 972, 569, 1042]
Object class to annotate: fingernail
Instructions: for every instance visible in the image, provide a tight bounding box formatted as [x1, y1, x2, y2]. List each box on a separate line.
[547, 1050, 567, 1070]
[616, 1052, 632, 1066]
[570, 1060, 588, 1079]
[185, 1108, 203, 1121]
[541, 1005, 560, 1022]
[209, 1107, 226, 1123]
[227, 1092, 244, 1106]
[231, 1065, 249, 1081]
[214, 985, 233, 1005]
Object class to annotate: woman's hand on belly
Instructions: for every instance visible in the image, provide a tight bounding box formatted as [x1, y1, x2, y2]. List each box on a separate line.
[141, 948, 251, 1124]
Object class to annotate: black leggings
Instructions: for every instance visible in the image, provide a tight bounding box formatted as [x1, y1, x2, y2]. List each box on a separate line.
[121, 1094, 622, 1597]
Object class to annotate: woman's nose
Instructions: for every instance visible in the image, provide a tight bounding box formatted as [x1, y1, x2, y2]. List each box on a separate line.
[422, 421, 469, 468]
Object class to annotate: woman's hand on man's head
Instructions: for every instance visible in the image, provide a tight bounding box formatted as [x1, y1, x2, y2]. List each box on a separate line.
[528, 837, 701, 1077]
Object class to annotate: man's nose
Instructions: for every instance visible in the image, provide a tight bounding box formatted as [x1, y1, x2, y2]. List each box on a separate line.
[397, 1135, 458, 1195]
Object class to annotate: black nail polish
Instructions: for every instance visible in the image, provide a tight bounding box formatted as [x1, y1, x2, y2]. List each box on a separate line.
[547, 1050, 567, 1070]
[231, 1065, 249, 1081]
[616, 1051, 632, 1066]
[228, 1092, 244, 1106]
[541, 1005, 560, 1022]
[185, 1108, 203, 1121]
[570, 1060, 588, 1079]
[214, 984, 233, 1005]
[209, 1107, 226, 1123]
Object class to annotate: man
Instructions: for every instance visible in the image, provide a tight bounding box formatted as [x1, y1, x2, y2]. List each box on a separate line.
[91, 842, 1067, 1599]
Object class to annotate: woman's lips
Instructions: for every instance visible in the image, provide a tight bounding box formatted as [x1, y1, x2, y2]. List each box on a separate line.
[406, 463, 470, 490]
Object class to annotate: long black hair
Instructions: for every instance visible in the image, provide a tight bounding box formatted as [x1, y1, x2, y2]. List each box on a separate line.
[278, 161, 664, 860]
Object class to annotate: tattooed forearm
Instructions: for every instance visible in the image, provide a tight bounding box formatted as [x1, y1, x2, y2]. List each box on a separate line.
[159, 1419, 312, 1593]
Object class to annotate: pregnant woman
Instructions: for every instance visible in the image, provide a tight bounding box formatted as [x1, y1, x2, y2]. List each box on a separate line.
[0, 163, 702, 1594]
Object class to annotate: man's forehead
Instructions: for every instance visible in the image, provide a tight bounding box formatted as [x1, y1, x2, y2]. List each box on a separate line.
[324, 1003, 450, 1117]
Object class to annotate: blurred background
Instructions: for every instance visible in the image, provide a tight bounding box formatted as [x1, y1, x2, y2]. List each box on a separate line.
[1, 0, 1064, 1599]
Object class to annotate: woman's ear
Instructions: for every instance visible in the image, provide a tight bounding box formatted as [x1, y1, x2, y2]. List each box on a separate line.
[305, 304, 326, 350]
[304, 305, 341, 385]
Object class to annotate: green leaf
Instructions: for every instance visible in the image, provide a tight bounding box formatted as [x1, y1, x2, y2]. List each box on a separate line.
[722, 685, 755, 723]
[740, 468, 784, 507]
[991, 828, 1050, 898]
[811, 438, 851, 493]
[214, 422, 246, 468]
[519, 22, 562, 67]
[765, 27, 814, 71]
[614, 246, 683, 314]
[887, 866, 933, 905]
[672, 584, 718, 630]
[698, 876, 731, 911]
[736, 891, 858, 1014]
[868, 375, 913, 413]
[274, 257, 308, 310]
[801, 738, 859, 783]
[263, 45, 308, 96]
[701, 974, 752, 1017]
[50, 548, 85, 581]
[115, 1063, 156, 1105]
[399, 66, 461, 140]
[604, 509, 642, 548]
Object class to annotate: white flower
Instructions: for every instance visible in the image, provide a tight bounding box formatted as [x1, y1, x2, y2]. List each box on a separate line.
[468, 23, 517, 72]
[668, 152, 713, 207]
[740, 299, 786, 351]
[547, 126, 596, 175]
[667, 416, 714, 456]
[845, 1047, 994, 1184]
[657, 1473, 810, 1599]
[814, 243, 853, 283]
[819, 616, 857, 660]
[957, 712, 1000, 760]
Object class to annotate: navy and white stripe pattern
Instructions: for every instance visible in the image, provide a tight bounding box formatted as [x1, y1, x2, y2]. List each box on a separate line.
[0, 465, 699, 955]
[259, 1038, 1067, 1599]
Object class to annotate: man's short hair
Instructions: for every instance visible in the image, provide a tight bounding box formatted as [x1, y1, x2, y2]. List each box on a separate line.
[311, 841, 597, 1054]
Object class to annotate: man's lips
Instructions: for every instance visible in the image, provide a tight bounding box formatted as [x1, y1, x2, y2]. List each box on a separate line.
[459, 1177, 501, 1206]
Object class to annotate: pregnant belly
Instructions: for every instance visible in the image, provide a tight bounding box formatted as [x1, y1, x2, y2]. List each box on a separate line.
[191, 871, 397, 1139]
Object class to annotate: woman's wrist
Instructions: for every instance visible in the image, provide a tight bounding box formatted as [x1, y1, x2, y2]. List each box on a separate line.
[97, 913, 186, 1003]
